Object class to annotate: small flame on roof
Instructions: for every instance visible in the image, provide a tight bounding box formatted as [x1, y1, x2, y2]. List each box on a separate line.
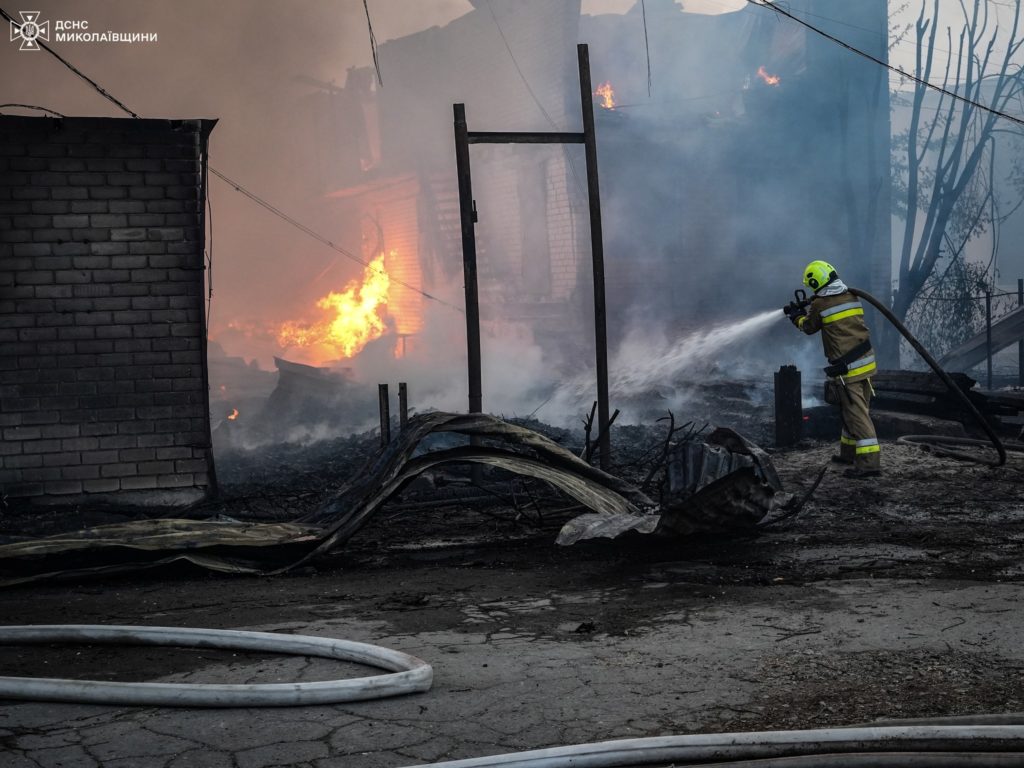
[756, 66, 781, 86]
[594, 81, 616, 109]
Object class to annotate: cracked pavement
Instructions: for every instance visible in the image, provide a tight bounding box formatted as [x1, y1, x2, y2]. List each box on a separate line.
[2, 442, 1024, 766]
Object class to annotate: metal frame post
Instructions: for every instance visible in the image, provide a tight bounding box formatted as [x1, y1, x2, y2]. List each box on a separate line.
[453, 103, 483, 415]
[1018, 278, 1023, 387]
[450, 43, 612, 469]
[985, 290, 993, 390]
[577, 43, 611, 470]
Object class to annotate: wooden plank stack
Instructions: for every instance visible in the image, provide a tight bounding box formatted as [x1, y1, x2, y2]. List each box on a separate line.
[871, 370, 1023, 435]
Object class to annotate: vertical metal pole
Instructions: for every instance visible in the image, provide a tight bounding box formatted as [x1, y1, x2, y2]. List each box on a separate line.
[453, 103, 483, 415]
[1018, 278, 1023, 387]
[399, 382, 408, 430]
[985, 290, 993, 390]
[378, 383, 391, 447]
[577, 44, 611, 471]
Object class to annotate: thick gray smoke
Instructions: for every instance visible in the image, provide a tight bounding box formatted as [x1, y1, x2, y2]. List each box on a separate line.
[4, 0, 886, 440]
[1, 0, 471, 328]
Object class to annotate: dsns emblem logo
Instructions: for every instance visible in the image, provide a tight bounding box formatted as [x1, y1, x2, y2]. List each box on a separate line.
[9, 11, 49, 51]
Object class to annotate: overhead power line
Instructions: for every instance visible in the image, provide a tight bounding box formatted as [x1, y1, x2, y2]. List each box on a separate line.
[745, 0, 1024, 129]
[0, 2, 461, 314]
[362, 0, 383, 87]
[641, 0, 652, 97]
[0, 6, 138, 117]
[208, 167, 461, 312]
[0, 103, 65, 117]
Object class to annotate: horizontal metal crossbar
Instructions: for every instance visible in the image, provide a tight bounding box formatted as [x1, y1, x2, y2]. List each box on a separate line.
[467, 131, 585, 144]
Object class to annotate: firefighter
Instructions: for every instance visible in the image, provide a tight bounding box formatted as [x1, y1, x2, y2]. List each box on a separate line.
[788, 260, 881, 478]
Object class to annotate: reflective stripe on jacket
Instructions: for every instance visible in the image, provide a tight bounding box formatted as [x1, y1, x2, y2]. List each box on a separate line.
[796, 290, 876, 383]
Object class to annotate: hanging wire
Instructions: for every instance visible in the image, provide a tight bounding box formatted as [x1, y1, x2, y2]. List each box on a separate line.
[913, 290, 1017, 301]
[363, 0, 383, 87]
[745, 0, 1024, 129]
[641, 0, 652, 98]
[8, 2, 463, 315]
[0, 103, 65, 117]
[485, 0, 587, 254]
[0, 6, 138, 118]
[208, 167, 462, 312]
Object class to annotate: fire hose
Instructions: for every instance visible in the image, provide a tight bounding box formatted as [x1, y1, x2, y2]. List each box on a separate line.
[0, 624, 432, 707]
[3, 630, 1023, 767]
[398, 723, 1024, 768]
[847, 287, 1007, 467]
[787, 287, 1009, 467]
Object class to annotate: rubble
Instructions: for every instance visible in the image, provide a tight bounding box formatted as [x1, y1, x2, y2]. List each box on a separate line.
[0, 414, 797, 586]
[212, 357, 377, 451]
[557, 426, 792, 544]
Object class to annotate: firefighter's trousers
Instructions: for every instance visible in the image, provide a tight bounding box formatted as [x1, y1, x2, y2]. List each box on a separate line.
[837, 378, 880, 470]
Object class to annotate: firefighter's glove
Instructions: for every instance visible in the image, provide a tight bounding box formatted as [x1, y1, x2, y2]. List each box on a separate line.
[784, 302, 808, 327]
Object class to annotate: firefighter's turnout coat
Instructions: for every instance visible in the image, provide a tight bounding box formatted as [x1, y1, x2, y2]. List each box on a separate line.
[797, 291, 881, 469]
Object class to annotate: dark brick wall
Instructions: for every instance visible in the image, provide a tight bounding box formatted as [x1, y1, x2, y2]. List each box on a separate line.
[0, 116, 217, 505]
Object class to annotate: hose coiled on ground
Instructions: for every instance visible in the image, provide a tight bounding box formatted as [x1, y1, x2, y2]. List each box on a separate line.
[0, 624, 432, 707]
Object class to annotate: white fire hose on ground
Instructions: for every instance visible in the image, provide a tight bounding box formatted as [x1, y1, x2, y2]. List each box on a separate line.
[398, 725, 1024, 768]
[2, 625, 1023, 766]
[0, 624, 432, 707]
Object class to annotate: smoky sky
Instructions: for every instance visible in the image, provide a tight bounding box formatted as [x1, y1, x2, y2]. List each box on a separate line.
[3, 0, 896, 426]
[1, 0, 472, 344]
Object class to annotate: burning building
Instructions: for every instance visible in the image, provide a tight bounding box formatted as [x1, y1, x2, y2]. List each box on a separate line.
[287, 0, 588, 370]
[582, 0, 892, 333]
[271, 0, 890, 382]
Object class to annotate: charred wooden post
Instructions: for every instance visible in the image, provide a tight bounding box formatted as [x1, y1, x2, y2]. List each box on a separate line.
[453, 103, 483, 416]
[399, 382, 409, 430]
[1018, 279, 1023, 387]
[577, 43, 611, 471]
[774, 365, 802, 447]
[378, 383, 391, 446]
[985, 290, 993, 390]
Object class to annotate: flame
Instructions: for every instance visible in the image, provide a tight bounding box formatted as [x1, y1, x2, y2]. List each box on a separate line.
[595, 81, 615, 110]
[228, 408, 239, 421]
[277, 252, 391, 359]
[756, 66, 781, 86]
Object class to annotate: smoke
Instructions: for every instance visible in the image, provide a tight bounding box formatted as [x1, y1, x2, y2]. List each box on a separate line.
[7, 1, 889, 443]
[1, 0, 472, 339]
[536, 308, 787, 425]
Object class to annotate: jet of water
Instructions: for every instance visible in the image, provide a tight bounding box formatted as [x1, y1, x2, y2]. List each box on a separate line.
[546, 308, 784, 416]
[609, 308, 784, 394]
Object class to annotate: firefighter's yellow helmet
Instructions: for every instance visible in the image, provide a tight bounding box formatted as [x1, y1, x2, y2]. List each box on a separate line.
[803, 260, 838, 293]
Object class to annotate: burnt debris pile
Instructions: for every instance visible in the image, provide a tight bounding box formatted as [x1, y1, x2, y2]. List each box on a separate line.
[0, 413, 795, 586]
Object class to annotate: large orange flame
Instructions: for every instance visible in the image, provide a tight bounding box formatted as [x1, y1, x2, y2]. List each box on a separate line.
[277, 253, 391, 359]
[756, 66, 781, 86]
[595, 81, 616, 109]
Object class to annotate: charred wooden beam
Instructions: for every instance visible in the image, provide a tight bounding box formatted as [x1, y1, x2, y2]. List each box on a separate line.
[378, 384, 391, 446]
[774, 365, 802, 447]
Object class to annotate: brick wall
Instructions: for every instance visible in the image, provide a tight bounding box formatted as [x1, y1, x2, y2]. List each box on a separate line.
[0, 116, 217, 506]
